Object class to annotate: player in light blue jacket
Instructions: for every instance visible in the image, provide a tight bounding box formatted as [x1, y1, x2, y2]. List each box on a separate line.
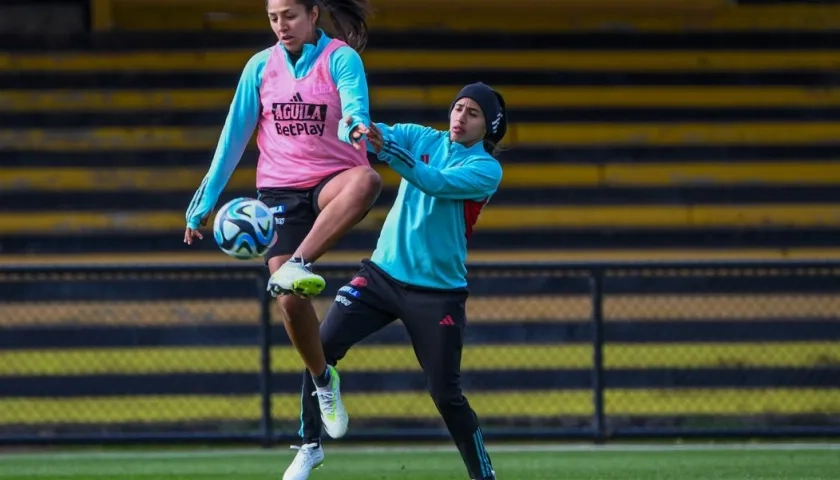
[283, 83, 506, 480]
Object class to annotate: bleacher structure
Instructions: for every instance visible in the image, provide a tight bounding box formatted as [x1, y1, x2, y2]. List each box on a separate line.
[2, 0, 840, 263]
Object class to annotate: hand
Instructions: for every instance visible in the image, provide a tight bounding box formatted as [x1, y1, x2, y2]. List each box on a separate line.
[366, 122, 384, 154]
[183, 211, 211, 245]
[344, 116, 369, 151]
[184, 227, 203, 245]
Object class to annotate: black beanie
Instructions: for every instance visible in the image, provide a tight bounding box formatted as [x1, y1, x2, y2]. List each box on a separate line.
[449, 82, 508, 144]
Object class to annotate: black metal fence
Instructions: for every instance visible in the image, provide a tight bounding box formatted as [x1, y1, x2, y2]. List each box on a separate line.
[0, 259, 838, 446]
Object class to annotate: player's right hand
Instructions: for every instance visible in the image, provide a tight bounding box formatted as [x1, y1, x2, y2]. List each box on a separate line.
[366, 122, 384, 154]
[184, 211, 211, 245]
[184, 227, 203, 245]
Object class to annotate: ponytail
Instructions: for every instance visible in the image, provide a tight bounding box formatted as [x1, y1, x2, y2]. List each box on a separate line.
[283, 0, 370, 52]
[320, 0, 371, 52]
[483, 139, 508, 158]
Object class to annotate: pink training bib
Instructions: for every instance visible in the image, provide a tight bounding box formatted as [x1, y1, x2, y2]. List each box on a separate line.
[255, 39, 367, 189]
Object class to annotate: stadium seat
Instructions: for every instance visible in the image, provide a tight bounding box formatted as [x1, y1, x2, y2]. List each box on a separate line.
[1, 0, 840, 260]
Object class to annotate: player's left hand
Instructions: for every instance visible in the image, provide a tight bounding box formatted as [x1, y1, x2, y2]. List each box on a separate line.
[344, 116, 369, 151]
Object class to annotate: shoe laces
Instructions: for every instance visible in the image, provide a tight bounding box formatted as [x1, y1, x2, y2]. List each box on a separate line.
[290, 442, 319, 462]
[312, 389, 336, 415]
[289, 257, 314, 272]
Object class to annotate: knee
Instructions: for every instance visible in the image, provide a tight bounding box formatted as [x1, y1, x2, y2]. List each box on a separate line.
[353, 166, 382, 202]
[276, 295, 309, 321]
[430, 384, 465, 412]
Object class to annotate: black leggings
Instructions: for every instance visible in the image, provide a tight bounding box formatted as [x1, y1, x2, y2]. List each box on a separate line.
[298, 260, 495, 479]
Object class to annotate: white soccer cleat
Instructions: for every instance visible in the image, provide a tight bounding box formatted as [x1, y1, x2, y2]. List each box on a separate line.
[283, 442, 324, 480]
[313, 365, 349, 438]
[267, 259, 326, 297]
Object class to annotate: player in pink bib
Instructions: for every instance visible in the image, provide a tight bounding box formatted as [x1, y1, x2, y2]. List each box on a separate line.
[183, 0, 381, 441]
[256, 32, 367, 190]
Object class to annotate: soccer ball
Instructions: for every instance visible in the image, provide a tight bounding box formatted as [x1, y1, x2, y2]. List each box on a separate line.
[213, 197, 276, 260]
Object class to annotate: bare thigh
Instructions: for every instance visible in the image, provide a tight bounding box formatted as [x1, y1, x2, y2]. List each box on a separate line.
[315, 166, 381, 212]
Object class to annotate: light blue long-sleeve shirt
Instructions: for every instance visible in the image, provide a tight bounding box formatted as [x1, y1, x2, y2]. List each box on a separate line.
[185, 30, 370, 229]
[369, 123, 503, 290]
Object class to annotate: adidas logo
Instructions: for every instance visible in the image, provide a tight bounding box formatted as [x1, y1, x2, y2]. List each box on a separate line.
[439, 314, 455, 326]
[289, 92, 303, 102]
[490, 111, 503, 134]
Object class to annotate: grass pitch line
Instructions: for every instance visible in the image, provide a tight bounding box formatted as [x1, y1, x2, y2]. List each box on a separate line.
[1, 442, 838, 462]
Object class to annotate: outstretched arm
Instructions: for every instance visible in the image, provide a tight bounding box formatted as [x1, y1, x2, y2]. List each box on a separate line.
[365, 122, 502, 200]
[365, 122, 437, 155]
[381, 140, 502, 200]
[185, 50, 266, 232]
[331, 47, 370, 149]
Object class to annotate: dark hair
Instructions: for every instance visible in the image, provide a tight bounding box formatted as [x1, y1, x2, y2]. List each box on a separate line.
[299, 0, 371, 52]
[483, 139, 507, 158]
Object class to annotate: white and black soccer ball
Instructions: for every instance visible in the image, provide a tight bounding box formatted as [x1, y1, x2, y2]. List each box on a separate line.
[213, 197, 276, 260]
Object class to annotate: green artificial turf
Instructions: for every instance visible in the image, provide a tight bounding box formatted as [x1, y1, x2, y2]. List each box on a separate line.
[1, 444, 837, 480]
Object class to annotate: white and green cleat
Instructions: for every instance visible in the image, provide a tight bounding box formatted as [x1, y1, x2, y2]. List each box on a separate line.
[313, 365, 349, 438]
[283, 442, 324, 480]
[267, 260, 326, 298]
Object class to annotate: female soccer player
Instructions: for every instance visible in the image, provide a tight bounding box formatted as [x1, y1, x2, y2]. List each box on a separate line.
[183, 0, 382, 439]
[283, 82, 507, 480]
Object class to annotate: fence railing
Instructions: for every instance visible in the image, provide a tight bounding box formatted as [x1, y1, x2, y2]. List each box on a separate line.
[0, 259, 839, 446]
